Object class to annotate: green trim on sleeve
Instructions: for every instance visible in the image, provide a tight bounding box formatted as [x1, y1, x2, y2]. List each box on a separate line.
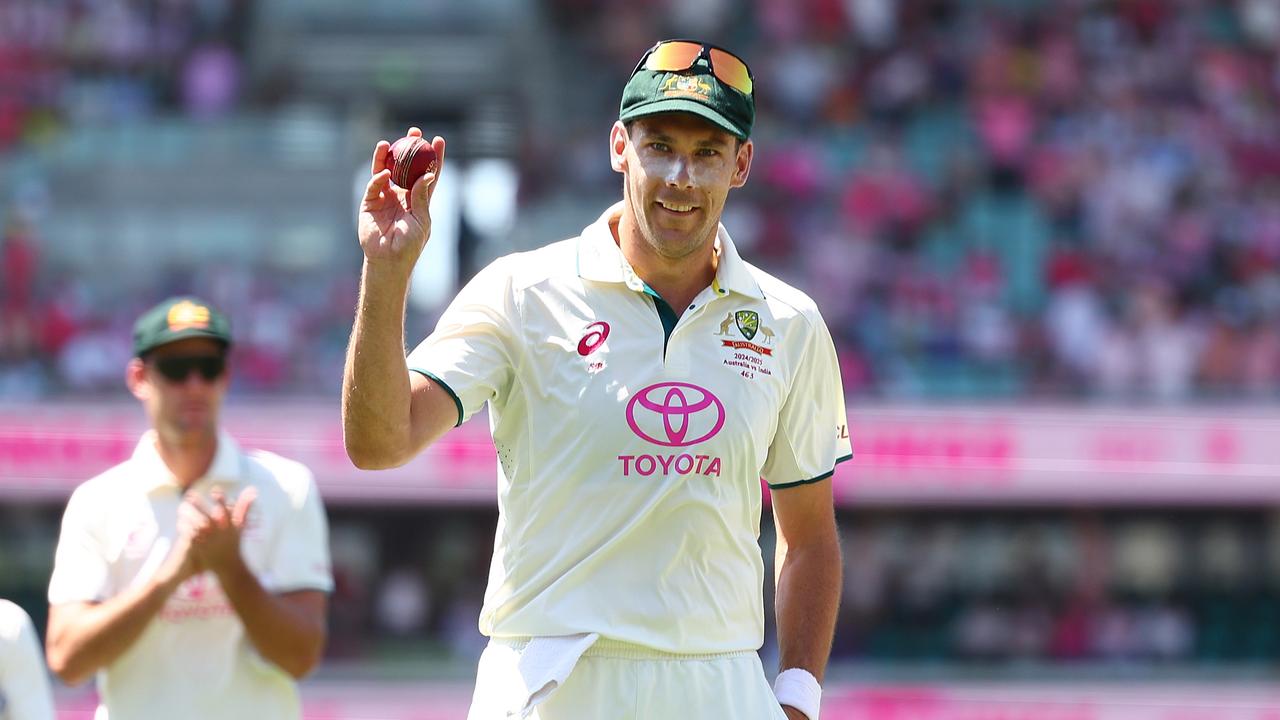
[409, 368, 464, 428]
[768, 452, 853, 490]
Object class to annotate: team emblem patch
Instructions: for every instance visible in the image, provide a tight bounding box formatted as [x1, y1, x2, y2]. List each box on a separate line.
[734, 310, 759, 341]
[167, 300, 211, 332]
[715, 308, 777, 362]
[661, 74, 712, 100]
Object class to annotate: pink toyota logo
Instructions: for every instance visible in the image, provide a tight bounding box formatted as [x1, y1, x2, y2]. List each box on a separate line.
[625, 382, 725, 447]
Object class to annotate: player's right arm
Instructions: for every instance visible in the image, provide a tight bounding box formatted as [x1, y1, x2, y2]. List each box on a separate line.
[46, 518, 201, 686]
[342, 128, 456, 469]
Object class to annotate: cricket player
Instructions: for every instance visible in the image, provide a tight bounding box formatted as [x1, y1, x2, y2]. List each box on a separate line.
[46, 297, 333, 720]
[0, 600, 54, 720]
[344, 39, 850, 719]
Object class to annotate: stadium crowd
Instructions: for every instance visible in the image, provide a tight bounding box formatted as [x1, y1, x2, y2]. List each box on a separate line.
[536, 0, 1280, 401]
[5, 0, 1280, 401]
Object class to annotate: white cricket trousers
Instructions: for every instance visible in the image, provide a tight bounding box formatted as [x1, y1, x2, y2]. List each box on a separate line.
[467, 637, 789, 720]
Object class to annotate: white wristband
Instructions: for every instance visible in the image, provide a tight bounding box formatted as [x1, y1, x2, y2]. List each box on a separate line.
[773, 667, 822, 720]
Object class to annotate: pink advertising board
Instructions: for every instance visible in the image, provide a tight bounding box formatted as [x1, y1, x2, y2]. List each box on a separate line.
[50, 681, 1280, 719]
[3, 402, 1279, 505]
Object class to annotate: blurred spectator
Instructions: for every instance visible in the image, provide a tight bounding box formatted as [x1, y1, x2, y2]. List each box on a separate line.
[182, 41, 241, 118]
[374, 568, 431, 638]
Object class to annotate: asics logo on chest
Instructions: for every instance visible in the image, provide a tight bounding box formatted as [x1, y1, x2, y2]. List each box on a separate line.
[577, 321, 610, 356]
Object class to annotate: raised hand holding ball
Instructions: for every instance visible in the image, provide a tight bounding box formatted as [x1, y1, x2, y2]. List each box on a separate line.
[359, 129, 445, 264]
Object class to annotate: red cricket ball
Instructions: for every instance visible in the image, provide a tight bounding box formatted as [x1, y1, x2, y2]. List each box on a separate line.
[385, 136, 439, 191]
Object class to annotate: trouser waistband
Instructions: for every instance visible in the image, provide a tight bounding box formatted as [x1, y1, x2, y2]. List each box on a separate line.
[490, 636, 755, 661]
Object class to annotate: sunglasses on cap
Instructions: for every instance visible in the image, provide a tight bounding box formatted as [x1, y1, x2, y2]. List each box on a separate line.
[632, 40, 754, 97]
[151, 355, 227, 383]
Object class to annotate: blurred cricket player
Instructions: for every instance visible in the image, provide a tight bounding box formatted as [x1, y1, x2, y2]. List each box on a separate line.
[46, 297, 332, 720]
[0, 599, 54, 720]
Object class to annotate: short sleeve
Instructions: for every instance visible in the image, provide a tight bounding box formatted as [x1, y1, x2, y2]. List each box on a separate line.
[407, 257, 518, 426]
[48, 487, 112, 605]
[0, 601, 55, 720]
[263, 472, 334, 594]
[761, 312, 853, 488]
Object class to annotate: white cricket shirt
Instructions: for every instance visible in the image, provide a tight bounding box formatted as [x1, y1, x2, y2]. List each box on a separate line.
[409, 203, 852, 654]
[48, 431, 333, 720]
[0, 600, 54, 720]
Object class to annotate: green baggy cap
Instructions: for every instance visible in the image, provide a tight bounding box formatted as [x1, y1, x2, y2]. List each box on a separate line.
[133, 296, 232, 357]
[619, 58, 754, 140]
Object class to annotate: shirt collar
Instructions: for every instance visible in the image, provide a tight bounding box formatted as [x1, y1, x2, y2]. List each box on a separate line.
[131, 429, 244, 493]
[576, 202, 764, 300]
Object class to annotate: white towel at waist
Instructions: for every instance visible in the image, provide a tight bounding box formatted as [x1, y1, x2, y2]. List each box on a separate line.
[497, 633, 600, 718]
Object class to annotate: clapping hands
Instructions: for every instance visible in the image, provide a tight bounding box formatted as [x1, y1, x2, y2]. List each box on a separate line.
[178, 487, 258, 577]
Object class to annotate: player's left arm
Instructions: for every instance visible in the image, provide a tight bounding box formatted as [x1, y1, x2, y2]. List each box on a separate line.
[772, 477, 841, 694]
[217, 578, 327, 680]
[765, 306, 849, 720]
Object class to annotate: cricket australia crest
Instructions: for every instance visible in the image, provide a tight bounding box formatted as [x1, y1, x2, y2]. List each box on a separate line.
[715, 309, 776, 357]
[734, 310, 759, 341]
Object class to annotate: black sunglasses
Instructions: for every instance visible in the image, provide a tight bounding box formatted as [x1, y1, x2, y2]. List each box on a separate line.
[152, 355, 226, 383]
